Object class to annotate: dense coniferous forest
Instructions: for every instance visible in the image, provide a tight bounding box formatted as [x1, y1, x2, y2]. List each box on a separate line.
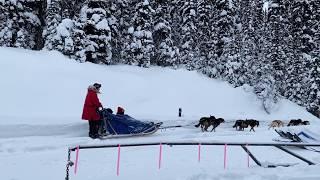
[0, 0, 319, 117]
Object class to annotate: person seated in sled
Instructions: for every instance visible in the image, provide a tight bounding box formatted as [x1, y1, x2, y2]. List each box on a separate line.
[100, 106, 160, 135]
[116, 106, 125, 115]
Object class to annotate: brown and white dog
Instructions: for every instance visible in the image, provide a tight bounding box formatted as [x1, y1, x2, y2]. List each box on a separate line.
[268, 120, 285, 129]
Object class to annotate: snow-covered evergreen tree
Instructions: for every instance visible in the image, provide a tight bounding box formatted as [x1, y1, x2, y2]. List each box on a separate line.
[0, 1, 23, 47]
[26, 0, 46, 50]
[1, 0, 319, 115]
[152, 0, 177, 66]
[61, 0, 84, 19]
[47, 18, 74, 55]
[254, 70, 278, 114]
[104, 0, 121, 63]
[116, 0, 132, 64]
[306, 55, 320, 117]
[196, 0, 213, 72]
[253, 1, 279, 113]
[15, 29, 29, 48]
[210, 0, 238, 84]
[44, 0, 62, 51]
[0, 0, 44, 49]
[284, 0, 314, 106]
[175, 0, 198, 69]
[236, 0, 259, 86]
[72, 21, 86, 62]
[123, 0, 155, 67]
[221, 0, 244, 87]
[0, 1, 4, 31]
[303, 1, 320, 117]
[200, 1, 220, 78]
[76, 0, 112, 64]
[0, 0, 15, 47]
[268, 1, 285, 81]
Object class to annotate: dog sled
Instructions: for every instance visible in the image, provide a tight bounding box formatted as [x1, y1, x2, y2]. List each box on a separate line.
[99, 108, 162, 139]
[274, 129, 320, 152]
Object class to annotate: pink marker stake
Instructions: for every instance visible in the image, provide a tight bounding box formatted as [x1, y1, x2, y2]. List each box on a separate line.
[198, 143, 201, 163]
[246, 144, 250, 168]
[224, 144, 227, 170]
[158, 143, 162, 169]
[74, 146, 80, 175]
[117, 144, 121, 176]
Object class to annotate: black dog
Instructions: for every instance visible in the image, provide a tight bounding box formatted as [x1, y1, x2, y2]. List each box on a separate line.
[301, 121, 310, 125]
[288, 119, 310, 126]
[287, 119, 303, 126]
[245, 119, 259, 132]
[195, 116, 225, 132]
[211, 118, 225, 132]
[233, 120, 248, 131]
[233, 119, 259, 132]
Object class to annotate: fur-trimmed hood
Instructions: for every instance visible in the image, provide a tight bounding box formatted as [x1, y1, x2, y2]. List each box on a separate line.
[88, 85, 100, 93]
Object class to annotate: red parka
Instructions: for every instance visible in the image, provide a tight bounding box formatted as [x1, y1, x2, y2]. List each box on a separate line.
[82, 88, 102, 121]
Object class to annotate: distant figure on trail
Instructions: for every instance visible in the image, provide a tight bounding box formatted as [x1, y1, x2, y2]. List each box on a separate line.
[116, 106, 125, 115]
[82, 83, 103, 139]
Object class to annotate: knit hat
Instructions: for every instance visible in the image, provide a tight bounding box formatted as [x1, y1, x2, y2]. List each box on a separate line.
[117, 106, 125, 115]
[93, 83, 101, 89]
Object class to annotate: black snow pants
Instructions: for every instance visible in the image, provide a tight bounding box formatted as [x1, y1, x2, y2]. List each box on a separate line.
[88, 120, 100, 138]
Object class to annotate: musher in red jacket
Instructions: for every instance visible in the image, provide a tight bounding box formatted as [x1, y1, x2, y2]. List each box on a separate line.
[82, 83, 103, 139]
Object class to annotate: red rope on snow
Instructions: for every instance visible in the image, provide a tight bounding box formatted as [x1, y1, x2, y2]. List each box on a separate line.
[74, 146, 79, 174]
[198, 143, 201, 163]
[117, 144, 121, 176]
[224, 144, 227, 170]
[247, 144, 250, 168]
[158, 143, 162, 169]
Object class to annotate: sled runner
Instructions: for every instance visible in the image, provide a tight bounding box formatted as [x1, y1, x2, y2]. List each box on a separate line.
[274, 129, 288, 139]
[99, 126, 160, 139]
[262, 162, 299, 168]
[274, 129, 320, 153]
[99, 108, 162, 139]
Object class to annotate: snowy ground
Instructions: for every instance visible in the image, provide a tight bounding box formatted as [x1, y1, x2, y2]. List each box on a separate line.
[0, 47, 319, 180]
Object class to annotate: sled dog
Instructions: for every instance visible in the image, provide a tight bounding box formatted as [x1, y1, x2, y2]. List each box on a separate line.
[268, 120, 284, 129]
[195, 116, 225, 132]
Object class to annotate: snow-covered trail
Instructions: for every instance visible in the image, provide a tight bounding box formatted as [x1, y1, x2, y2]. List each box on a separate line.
[1, 114, 320, 180]
[0, 123, 86, 138]
[1, 119, 319, 156]
[0, 117, 275, 140]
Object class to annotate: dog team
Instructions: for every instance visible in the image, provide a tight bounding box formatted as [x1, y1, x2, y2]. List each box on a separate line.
[195, 116, 310, 132]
